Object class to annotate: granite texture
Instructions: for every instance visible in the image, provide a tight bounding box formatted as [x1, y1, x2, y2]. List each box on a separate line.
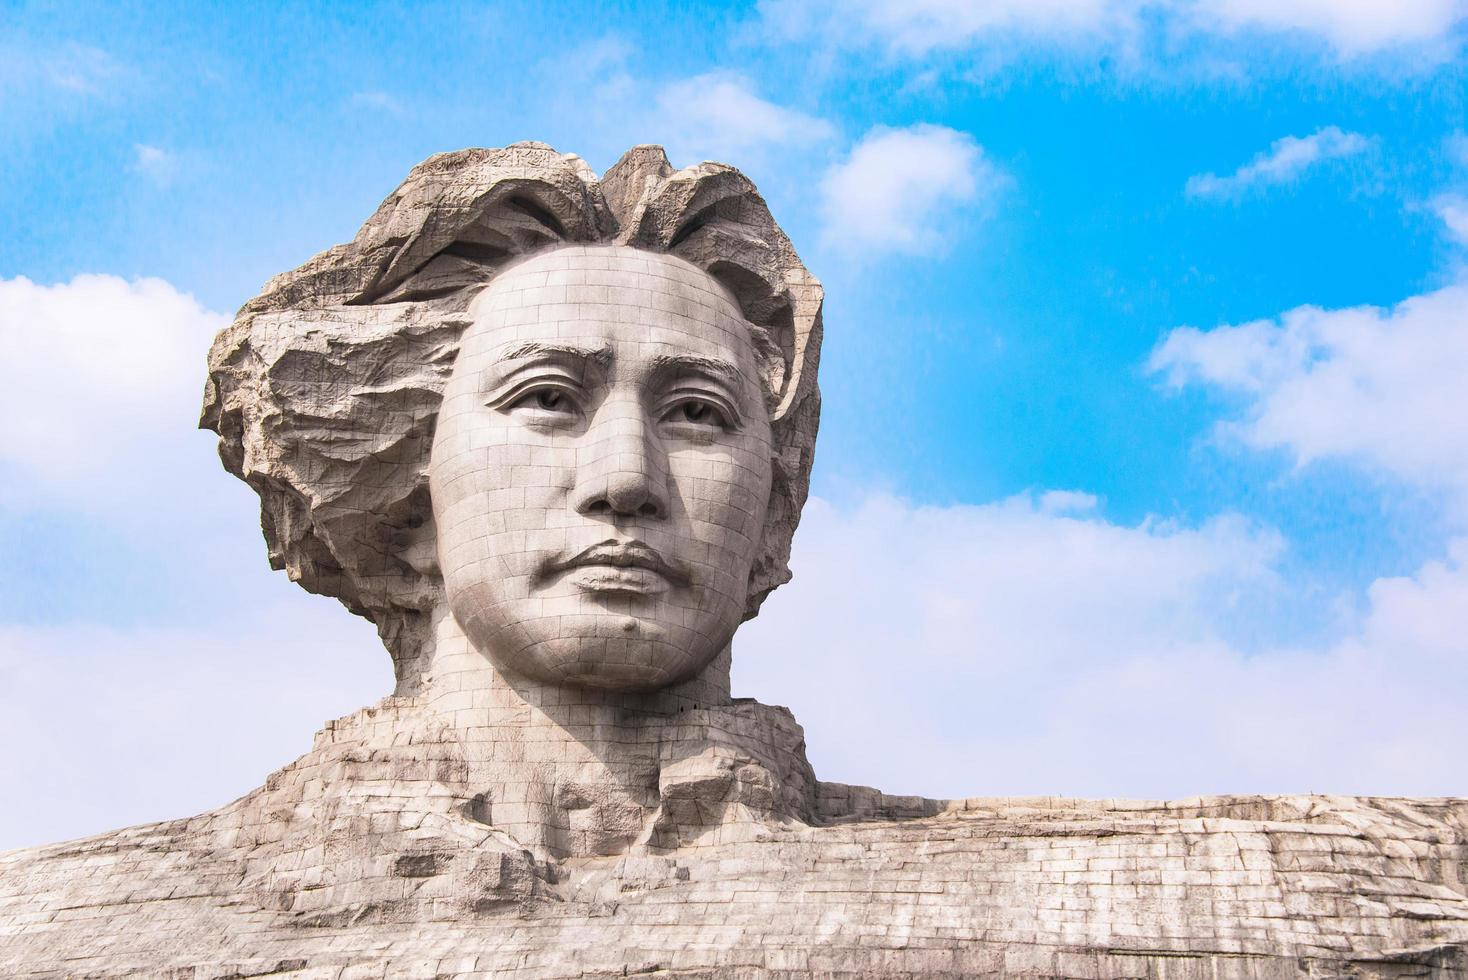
[2, 696, 1465, 977]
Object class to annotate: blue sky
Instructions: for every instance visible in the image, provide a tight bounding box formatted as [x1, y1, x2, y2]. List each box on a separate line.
[3, 0, 1468, 849]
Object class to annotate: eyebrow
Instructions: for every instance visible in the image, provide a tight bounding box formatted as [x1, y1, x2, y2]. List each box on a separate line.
[494, 344, 743, 387]
[493, 341, 614, 366]
[648, 353, 743, 389]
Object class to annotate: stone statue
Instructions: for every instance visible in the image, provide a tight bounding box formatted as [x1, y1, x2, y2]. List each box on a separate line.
[2, 143, 1466, 978]
[196, 142, 825, 859]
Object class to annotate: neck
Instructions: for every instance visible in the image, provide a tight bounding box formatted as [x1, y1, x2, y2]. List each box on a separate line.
[414, 606, 744, 857]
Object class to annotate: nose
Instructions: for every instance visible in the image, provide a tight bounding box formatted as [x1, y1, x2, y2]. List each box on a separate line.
[571, 393, 670, 521]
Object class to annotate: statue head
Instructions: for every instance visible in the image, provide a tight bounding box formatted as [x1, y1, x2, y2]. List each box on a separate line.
[201, 143, 822, 695]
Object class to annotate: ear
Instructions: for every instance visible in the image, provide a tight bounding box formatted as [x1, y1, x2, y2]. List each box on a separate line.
[392, 484, 441, 579]
[399, 515, 440, 578]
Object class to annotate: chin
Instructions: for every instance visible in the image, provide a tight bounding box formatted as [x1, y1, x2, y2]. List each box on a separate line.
[500, 623, 721, 693]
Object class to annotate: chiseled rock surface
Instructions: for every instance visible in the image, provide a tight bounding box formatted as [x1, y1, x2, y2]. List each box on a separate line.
[2, 698, 1466, 979]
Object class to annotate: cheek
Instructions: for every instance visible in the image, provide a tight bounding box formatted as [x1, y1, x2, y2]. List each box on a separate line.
[432, 415, 577, 578]
[670, 440, 772, 555]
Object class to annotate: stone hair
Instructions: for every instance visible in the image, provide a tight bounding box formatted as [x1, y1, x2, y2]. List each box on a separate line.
[200, 142, 824, 688]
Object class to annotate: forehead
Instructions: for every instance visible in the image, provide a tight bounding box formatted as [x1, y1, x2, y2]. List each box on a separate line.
[460, 245, 753, 364]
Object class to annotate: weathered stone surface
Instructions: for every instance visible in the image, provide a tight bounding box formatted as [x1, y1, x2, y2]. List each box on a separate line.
[2, 143, 1464, 977]
[1, 695, 1465, 977]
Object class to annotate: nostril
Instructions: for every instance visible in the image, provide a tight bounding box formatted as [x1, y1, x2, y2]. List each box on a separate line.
[586, 500, 611, 515]
[638, 501, 660, 518]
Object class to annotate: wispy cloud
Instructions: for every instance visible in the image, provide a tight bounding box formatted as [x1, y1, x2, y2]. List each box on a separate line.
[819, 123, 1005, 257]
[1449, 131, 1468, 168]
[1430, 131, 1468, 248]
[131, 143, 178, 186]
[349, 90, 408, 116]
[760, 0, 1147, 55]
[543, 33, 639, 104]
[1184, 126, 1370, 200]
[1435, 194, 1468, 245]
[0, 40, 125, 106]
[533, 38, 833, 176]
[44, 42, 121, 94]
[1194, 0, 1468, 54]
[653, 71, 835, 167]
[758, 0, 1468, 62]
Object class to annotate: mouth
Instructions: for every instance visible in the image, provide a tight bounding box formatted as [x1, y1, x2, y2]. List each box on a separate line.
[546, 539, 692, 594]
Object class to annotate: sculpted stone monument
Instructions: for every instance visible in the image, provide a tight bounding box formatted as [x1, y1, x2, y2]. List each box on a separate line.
[2, 142, 1467, 978]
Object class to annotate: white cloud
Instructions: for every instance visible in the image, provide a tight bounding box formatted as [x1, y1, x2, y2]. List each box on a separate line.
[0, 274, 390, 852]
[653, 71, 835, 167]
[0, 275, 223, 498]
[0, 605, 387, 851]
[758, 0, 1468, 58]
[1427, 133, 1468, 253]
[1185, 126, 1370, 200]
[1151, 283, 1468, 511]
[737, 271, 1468, 801]
[1434, 194, 1468, 245]
[1038, 488, 1101, 514]
[820, 124, 1003, 256]
[533, 40, 833, 177]
[736, 492, 1468, 799]
[1433, 137, 1468, 247]
[1194, 0, 1468, 53]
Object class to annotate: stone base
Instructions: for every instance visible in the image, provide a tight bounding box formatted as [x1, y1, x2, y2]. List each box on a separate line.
[2, 698, 1466, 978]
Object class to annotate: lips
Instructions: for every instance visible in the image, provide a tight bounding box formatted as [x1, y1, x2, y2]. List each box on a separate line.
[549, 539, 692, 588]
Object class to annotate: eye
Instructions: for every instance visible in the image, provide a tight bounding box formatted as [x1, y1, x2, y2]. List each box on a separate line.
[505, 385, 578, 415]
[662, 399, 728, 429]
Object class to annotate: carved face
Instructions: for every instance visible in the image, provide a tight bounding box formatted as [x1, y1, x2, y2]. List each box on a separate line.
[430, 245, 775, 690]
